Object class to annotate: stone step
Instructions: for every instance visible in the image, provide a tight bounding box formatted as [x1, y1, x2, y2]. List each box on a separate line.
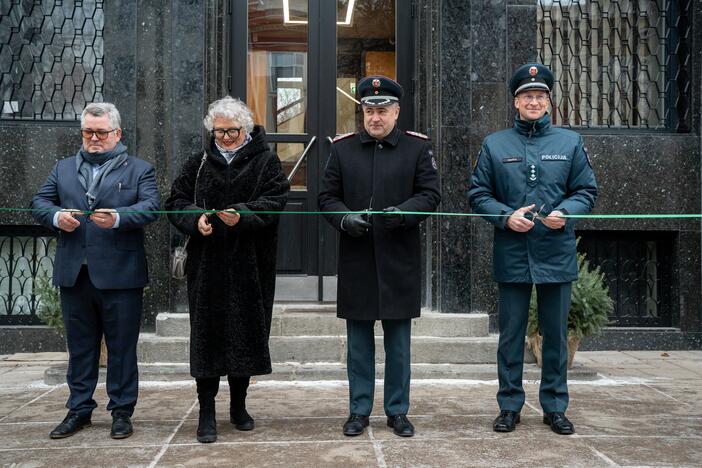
[155, 311, 490, 338]
[43, 362, 598, 385]
[137, 334, 503, 365]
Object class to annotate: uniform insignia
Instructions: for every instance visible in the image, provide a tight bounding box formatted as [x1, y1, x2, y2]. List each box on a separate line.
[529, 66, 538, 76]
[332, 132, 355, 143]
[372, 78, 381, 88]
[428, 150, 438, 170]
[584, 147, 593, 167]
[405, 130, 430, 140]
[502, 157, 522, 163]
[541, 154, 568, 161]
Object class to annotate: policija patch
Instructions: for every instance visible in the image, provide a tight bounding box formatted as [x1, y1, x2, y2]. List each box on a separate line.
[429, 150, 438, 170]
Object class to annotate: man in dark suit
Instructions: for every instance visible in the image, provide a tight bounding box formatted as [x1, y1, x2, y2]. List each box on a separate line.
[31, 102, 160, 440]
[319, 76, 441, 438]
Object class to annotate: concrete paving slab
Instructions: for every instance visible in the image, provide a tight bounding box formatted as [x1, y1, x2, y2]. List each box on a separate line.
[171, 417, 361, 445]
[0, 419, 181, 451]
[379, 437, 609, 467]
[585, 436, 702, 467]
[646, 383, 702, 409]
[0, 446, 162, 468]
[157, 441, 379, 467]
[575, 413, 702, 438]
[0, 387, 54, 421]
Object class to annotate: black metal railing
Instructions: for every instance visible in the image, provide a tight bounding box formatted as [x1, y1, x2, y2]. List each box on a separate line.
[577, 230, 673, 327]
[0, 226, 56, 325]
[537, 0, 691, 130]
[0, 0, 104, 121]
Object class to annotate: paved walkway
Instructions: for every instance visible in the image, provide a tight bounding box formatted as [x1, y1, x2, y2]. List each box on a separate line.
[1, 351, 701, 467]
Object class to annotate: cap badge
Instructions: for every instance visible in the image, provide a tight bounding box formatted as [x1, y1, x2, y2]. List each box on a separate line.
[372, 79, 381, 88]
[529, 66, 538, 76]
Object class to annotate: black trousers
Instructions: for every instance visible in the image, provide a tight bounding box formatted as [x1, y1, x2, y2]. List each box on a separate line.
[60, 266, 143, 417]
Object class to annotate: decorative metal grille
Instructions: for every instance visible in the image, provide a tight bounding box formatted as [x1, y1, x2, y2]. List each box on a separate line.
[0, 0, 104, 121]
[577, 231, 673, 327]
[0, 226, 56, 325]
[537, 0, 691, 130]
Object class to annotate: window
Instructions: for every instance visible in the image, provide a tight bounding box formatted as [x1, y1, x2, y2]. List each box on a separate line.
[0, 226, 56, 325]
[538, 0, 691, 130]
[0, 1, 105, 121]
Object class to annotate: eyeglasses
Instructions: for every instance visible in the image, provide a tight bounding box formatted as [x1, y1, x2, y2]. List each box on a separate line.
[212, 127, 242, 139]
[519, 94, 549, 104]
[80, 128, 118, 140]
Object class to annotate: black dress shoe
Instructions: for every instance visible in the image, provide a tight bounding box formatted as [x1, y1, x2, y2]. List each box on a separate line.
[493, 410, 521, 432]
[342, 414, 369, 436]
[387, 414, 414, 437]
[543, 412, 575, 435]
[230, 409, 254, 431]
[110, 414, 134, 439]
[50, 412, 91, 439]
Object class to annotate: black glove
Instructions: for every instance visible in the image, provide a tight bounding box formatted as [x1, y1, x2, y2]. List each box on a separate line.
[341, 213, 372, 237]
[381, 207, 404, 230]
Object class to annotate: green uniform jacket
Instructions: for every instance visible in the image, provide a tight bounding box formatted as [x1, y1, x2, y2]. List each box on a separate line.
[468, 114, 597, 283]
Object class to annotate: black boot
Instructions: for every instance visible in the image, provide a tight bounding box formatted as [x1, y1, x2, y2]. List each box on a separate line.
[196, 377, 219, 443]
[228, 375, 254, 431]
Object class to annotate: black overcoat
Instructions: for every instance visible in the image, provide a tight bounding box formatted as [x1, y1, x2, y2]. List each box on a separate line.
[318, 127, 441, 320]
[165, 126, 290, 378]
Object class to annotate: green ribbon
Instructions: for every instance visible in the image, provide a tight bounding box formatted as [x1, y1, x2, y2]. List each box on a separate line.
[2, 207, 702, 219]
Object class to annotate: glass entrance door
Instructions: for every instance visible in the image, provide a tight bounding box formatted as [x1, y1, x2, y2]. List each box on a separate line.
[230, 0, 411, 301]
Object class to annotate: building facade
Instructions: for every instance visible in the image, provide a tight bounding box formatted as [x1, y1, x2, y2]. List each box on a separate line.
[1, 0, 700, 352]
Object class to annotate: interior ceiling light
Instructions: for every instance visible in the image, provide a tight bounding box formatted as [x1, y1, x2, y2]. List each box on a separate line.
[283, 0, 355, 25]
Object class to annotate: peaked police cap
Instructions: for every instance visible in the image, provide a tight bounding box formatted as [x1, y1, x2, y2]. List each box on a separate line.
[509, 63, 554, 96]
[357, 75, 403, 107]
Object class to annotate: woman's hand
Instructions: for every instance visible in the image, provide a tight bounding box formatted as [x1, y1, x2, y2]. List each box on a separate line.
[216, 209, 241, 227]
[198, 213, 213, 236]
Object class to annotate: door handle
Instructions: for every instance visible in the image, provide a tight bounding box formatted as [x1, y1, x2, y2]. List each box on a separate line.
[287, 136, 317, 183]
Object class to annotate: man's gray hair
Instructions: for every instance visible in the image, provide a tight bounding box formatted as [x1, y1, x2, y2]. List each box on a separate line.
[203, 96, 254, 133]
[81, 102, 121, 129]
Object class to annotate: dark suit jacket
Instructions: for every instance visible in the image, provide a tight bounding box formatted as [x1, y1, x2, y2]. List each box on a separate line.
[31, 152, 160, 289]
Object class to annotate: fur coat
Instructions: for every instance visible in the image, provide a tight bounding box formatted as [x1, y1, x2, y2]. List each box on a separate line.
[165, 126, 290, 378]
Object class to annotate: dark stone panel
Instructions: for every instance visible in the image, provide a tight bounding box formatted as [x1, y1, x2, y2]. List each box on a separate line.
[205, 0, 227, 106]
[439, 0, 472, 128]
[581, 329, 702, 351]
[0, 327, 65, 353]
[437, 126, 472, 313]
[170, 1, 208, 313]
[104, 0, 138, 151]
[416, 1, 442, 308]
[677, 231, 702, 332]
[470, 83, 508, 136]
[0, 126, 78, 226]
[470, 0, 507, 83]
[506, 5, 537, 126]
[578, 134, 701, 232]
[132, 1, 175, 328]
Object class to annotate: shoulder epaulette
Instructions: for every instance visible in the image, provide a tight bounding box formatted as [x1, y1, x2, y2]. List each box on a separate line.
[332, 132, 355, 143]
[405, 130, 430, 140]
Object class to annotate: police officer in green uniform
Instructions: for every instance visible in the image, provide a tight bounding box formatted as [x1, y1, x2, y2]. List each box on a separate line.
[469, 63, 597, 435]
[319, 76, 441, 438]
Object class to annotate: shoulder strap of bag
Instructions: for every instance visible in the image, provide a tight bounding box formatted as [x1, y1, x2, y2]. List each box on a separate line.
[193, 152, 207, 206]
[183, 152, 208, 249]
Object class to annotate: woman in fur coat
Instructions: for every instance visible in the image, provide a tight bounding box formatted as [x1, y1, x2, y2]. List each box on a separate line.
[165, 96, 290, 443]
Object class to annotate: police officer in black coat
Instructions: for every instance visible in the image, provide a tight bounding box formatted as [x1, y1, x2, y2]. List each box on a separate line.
[319, 76, 441, 438]
[469, 64, 597, 435]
